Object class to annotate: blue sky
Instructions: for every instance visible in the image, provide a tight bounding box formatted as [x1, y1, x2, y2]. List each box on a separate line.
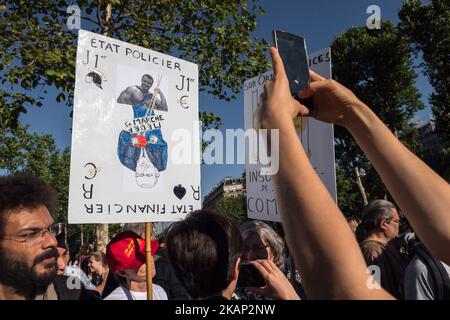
[19, 0, 433, 201]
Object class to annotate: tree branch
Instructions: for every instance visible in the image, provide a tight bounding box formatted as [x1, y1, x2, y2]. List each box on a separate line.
[96, 0, 104, 30]
[80, 15, 101, 26]
[19, 58, 37, 73]
[112, 0, 127, 25]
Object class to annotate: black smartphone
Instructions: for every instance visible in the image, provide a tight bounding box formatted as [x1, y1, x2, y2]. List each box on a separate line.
[237, 263, 266, 287]
[272, 29, 313, 109]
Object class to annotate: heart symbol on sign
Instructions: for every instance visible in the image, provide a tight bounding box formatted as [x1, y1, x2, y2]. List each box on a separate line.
[173, 184, 186, 200]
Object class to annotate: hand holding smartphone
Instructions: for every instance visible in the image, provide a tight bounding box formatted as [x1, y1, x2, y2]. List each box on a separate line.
[237, 263, 266, 287]
[272, 29, 314, 110]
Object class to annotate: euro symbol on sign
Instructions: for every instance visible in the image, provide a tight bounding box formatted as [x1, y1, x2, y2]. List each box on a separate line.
[84, 162, 100, 180]
[177, 95, 189, 109]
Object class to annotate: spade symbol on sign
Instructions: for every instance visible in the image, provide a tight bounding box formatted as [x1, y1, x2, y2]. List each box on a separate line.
[173, 184, 186, 200]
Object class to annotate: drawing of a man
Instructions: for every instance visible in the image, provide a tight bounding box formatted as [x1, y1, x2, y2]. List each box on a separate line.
[117, 74, 168, 188]
[117, 74, 168, 112]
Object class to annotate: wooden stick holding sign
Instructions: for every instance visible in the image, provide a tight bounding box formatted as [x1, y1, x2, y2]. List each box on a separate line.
[145, 222, 153, 300]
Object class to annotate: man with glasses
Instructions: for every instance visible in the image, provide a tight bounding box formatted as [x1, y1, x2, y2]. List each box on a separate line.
[0, 174, 60, 299]
[358, 199, 402, 297]
[359, 200, 401, 261]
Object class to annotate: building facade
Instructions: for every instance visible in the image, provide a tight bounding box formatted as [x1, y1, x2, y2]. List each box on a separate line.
[203, 176, 246, 211]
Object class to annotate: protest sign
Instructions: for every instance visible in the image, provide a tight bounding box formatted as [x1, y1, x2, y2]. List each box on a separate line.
[69, 30, 201, 224]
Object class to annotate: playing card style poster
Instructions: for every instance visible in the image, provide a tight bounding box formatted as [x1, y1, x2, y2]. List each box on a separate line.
[68, 30, 201, 224]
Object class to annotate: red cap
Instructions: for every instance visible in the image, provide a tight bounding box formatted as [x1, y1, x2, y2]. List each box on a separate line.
[106, 231, 159, 272]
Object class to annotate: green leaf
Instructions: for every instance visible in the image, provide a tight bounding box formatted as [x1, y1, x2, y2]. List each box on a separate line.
[56, 92, 65, 102]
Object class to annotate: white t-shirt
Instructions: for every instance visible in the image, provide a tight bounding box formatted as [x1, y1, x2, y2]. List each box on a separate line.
[103, 284, 168, 300]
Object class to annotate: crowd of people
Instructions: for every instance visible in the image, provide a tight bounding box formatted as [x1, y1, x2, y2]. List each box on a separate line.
[0, 47, 449, 300]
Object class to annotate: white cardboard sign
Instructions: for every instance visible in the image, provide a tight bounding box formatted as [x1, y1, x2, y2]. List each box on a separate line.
[68, 30, 201, 224]
[244, 48, 336, 222]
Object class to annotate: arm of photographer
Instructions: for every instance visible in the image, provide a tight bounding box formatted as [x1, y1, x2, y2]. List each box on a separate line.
[297, 61, 450, 268]
[257, 47, 393, 299]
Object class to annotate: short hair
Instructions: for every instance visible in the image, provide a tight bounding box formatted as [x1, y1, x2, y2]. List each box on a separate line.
[165, 210, 243, 299]
[123, 223, 145, 236]
[142, 74, 153, 82]
[0, 173, 57, 237]
[345, 216, 360, 234]
[361, 200, 396, 234]
[89, 251, 108, 268]
[240, 220, 285, 271]
[56, 230, 68, 250]
[79, 243, 94, 256]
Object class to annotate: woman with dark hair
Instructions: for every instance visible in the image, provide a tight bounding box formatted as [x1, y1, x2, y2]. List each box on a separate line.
[79, 243, 94, 276]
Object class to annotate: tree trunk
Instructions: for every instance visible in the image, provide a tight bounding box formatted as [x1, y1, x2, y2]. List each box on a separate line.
[96, 224, 109, 252]
[145, 223, 153, 300]
[95, 1, 112, 253]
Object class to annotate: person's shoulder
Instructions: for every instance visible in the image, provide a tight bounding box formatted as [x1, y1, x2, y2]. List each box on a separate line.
[235, 287, 267, 300]
[103, 287, 127, 300]
[360, 240, 386, 261]
[121, 85, 140, 95]
[153, 283, 165, 291]
[53, 275, 83, 300]
[155, 254, 171, 268]
[360, 240, 385, 252]
[403, 255, 436, 300]
[153, 284, 168, 300]
[127, 85, 139, 90]
[442, 261, 450, 277]
[406, 253, 450, 279]
[405, 255, 428, 276]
